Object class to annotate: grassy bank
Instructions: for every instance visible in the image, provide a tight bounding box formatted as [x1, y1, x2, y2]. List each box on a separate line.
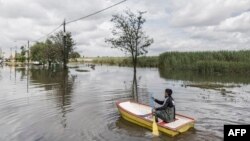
[92, 56, 158, 67]
[4, 62, 26, 66]
[159, 51, 250, 74]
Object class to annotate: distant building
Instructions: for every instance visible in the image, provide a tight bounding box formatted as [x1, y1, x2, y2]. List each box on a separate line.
[82, 58, 93, 63]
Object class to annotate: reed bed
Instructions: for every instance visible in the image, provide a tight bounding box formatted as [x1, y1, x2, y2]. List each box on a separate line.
[159, 51, 250, 74]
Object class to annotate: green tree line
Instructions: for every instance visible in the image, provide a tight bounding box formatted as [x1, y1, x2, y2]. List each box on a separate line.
[30, 31, 80, 66]
[93, 56, 158, 67]
[15, 46, 27, 62]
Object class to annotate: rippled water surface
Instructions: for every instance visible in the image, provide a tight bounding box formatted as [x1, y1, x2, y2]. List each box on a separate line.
[0, 65, 249, 141]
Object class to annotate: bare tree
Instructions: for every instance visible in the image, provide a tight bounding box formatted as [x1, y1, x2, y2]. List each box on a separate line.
[106, 10, 153, 74]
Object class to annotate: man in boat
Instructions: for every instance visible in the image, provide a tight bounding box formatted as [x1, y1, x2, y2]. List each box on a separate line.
[152, 89, 175, 123]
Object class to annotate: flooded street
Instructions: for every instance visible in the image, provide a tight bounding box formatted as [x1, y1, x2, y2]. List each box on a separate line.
[0, 65, 249, 141]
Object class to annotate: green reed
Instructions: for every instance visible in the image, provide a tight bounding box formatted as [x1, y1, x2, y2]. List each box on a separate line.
[159, 50, 250, 74]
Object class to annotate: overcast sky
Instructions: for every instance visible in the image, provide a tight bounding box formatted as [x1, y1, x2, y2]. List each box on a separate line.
[0, 0, 250, 57]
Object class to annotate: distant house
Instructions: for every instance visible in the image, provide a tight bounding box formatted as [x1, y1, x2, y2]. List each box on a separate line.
[69, 58, 93, 63]
[32, 61, 42, 65]
[82, 58, 93, 63]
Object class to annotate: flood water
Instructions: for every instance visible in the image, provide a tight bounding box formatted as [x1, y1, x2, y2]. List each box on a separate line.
[0, 65, 249, 141]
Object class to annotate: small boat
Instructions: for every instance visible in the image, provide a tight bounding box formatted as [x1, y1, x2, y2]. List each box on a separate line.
[116, 101, 195, 137]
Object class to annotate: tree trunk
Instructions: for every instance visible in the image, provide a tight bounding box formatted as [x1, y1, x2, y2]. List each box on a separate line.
[132, 54, 138, 102]
[133, 54, 137, 75]
[48, 60, 52, 68]
[133, 63, 136, 75]
[132, 72, 138, 102]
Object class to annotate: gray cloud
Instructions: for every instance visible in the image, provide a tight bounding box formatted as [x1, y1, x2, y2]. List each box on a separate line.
[217, 11, 250, 32]
[0, 0, 250, 57]
[169, 0, 250, 27]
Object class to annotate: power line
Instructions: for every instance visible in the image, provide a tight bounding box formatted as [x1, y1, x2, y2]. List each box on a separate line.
[66, 0, 127, 25]
[20, 0, 126, 52]
[32, 23, 63, 42]
[27, 0, 126, 43]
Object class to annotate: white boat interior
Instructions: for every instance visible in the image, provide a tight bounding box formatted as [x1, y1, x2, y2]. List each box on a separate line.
[119, 101, 194, 129]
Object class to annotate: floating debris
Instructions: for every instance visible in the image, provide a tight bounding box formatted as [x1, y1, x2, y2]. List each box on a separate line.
[185, 83, 241, 90]
[68, 66, 79, 68]
[75, 69, 90, 72]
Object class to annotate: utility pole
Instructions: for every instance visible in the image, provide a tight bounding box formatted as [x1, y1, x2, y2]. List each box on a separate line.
[15, 46, 17, 62]
[63, 19, 67, 69]
[14, 41, 16, 62]
[27, 40, 30, 66]
[10, 48, 12, 61]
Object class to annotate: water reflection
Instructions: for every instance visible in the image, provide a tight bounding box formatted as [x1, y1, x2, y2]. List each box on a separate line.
[6, 67, 77, 129]
[132, 73, 138, 102]
[29, 68, 76, 128]
[159, 69, 250, 84]
[0, 65, 249, 141]
[131, 72, 152, 104]
[115, 116, 149, 136]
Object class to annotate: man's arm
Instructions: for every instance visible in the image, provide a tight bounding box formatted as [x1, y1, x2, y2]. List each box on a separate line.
[154, 98, 164, 105]
[155, 98, 170, 110]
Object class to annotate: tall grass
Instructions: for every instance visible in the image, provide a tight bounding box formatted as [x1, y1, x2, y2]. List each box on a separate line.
[159, 50, 250, 74]
[92, 56, 158, 67]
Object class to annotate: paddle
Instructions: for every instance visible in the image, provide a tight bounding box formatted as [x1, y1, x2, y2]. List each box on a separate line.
[150, 93, 159, 136]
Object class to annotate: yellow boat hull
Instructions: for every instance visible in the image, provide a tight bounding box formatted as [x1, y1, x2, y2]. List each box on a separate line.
[116, 101, 195, 137]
